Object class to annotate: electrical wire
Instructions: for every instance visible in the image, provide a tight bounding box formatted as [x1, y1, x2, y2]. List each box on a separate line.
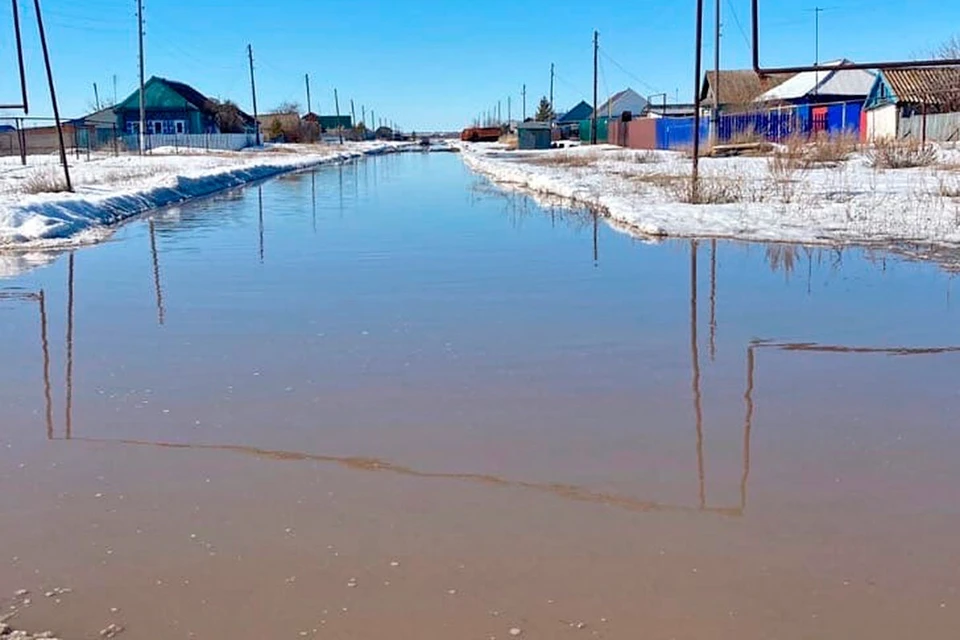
[598, 47, 659, 94]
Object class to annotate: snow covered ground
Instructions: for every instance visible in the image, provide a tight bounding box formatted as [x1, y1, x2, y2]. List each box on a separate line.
[458, 141, 960, 255]
[0, 141, 415, 251]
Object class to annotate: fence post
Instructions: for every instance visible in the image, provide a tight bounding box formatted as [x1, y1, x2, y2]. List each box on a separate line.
[86, 127, 91, 161]
[113, 124, 118, 157]
[16, 118, 26, 165]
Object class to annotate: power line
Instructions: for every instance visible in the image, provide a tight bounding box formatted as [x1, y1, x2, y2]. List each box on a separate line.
[598, 47, 658, 93]
[725, 0, 751, 49]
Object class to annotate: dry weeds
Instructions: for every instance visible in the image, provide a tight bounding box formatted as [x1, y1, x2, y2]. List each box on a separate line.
[22, 169, 70, 194]
[867, 138, 938, 169]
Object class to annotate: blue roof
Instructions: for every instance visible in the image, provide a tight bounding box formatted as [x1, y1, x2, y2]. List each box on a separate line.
[558, 101, 593, 123]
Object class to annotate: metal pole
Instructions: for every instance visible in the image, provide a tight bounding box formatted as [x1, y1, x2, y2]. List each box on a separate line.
[34, 0, 72, 191]
[592, 30, 599, 145]
[334, 89, 343, 145]
[16, 118, 26, 166]
[248, 45, 260, 146]
[692, 0, 705, 203]
[137, 0, 146, 155]
[11, 0, 29, 111]
[712, 0, 720, 146]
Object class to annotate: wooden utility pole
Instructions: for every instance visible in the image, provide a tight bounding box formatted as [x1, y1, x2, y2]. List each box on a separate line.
[507, 95, 511, 124]
[692, 0, 705, 202]
[248, 45, 260, 146]
[550, 62, 555, 113]
[93, 83, 100, 110]
[522, 84, 527, 121]
[334, 89, 343, 145]
[497, 100, 501, 124]
[592, 30, 599, 145]
[305, 73, 312, 114]
[34, 0, 71, 191]
[350, 99, 356, 130]
[137, 0, 146, 154]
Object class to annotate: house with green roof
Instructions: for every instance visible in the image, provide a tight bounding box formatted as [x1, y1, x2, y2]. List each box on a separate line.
[114, 76, 254, 136]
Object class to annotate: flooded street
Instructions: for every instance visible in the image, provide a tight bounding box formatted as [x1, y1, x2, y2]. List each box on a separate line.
[2, 152, 960, 639]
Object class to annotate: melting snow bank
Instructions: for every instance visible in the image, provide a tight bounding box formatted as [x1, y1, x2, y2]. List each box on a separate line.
[0, 141, 418, 249]
[458, 142, 960, 253]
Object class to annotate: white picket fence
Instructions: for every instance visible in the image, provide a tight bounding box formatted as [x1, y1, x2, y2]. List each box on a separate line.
[120, 133, 257, 152]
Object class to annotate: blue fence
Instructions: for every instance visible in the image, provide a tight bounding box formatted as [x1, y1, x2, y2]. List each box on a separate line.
[650, 101, 863, 150]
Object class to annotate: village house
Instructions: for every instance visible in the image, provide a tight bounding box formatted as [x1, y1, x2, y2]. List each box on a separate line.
[115, 76, 255, 136]
[863, 66, 960, 141]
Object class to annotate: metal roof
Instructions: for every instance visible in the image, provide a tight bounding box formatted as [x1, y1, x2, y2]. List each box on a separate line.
[593, 88, 648, 119]
[883, 66, 960, 105]
[755, 60, 875, 102]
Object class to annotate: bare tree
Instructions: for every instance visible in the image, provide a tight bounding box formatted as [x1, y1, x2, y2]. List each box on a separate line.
[211, 100, 247, 134]
[936, 35, 960, 59]
[273, 101, 302, 115]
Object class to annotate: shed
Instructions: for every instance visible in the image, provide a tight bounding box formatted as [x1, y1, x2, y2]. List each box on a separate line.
[517, 122, 552, 150]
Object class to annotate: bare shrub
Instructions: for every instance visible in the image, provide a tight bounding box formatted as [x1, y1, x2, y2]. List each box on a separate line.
[867, 138, 938, 169]
[727, 126, 766, 146]
[939, 173, 960, 198]
[22, 169, 69, 194]
[805, 131, 859, 166]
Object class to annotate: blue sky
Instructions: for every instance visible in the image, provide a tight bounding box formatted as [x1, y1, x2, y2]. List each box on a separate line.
[1, 0, 958, 130]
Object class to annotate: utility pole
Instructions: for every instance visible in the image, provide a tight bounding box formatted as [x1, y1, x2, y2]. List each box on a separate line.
[34, 0, 71, 191]
[93, 83, 101, 110]
[550, 62, 555, 113]
[334, 89, 343, 145]
[497, 100, 501, 125]
[813, 7, 825, 97]
[522, 84, 527, 121]
[137, 0, 146, 154]
[350, 99, 356, 130]
[248, 44, 260, 146]
[362, 105, 366, 128]
[711, 0, 720, 146]
[371, 110, 375, 135]
[507, 95, 511, 125]
[113, 74, 118, 105]
[592, 30, 599, 145]
[305, 73, 312, 114]
[692, 0, 705, 203]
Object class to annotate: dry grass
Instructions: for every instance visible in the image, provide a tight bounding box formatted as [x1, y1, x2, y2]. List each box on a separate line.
[867, 138, 938, 169]
[804, 131, 859, 166]
[612, 150, 661, 164]
[939, 173, 960, 198]
[529, 152, 598, 168]
[727, 126, 767, 146]
[632, 172, 744, 204]
[22, 169, 70, 194]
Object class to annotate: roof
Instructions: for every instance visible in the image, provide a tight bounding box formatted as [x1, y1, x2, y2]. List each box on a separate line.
[754, 60, 875, 102]
[72, 106, 116, 127]
[558, 101, 593, 123]
[593, 88, 648, 119]
[701, 70, 793, 105]
[517, 121, 551, 129]
[117, 77, 254, 124]
[881, 66, 960, 105]
[643, 103, 697, 117]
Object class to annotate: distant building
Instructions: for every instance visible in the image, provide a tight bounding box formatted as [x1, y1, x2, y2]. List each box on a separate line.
[557, 101, 593, 124]
[753, 61, 875, 106]
[258, 112, 302, 141]
[517, 121, 552, 150]
[115, 76, 254, 135]
[643, 103, 697, 118]
[864, 66, 960, 140]
[303, 113, 353, 131]
[592, 88, 648, 120]
[700, 70, 793, 111]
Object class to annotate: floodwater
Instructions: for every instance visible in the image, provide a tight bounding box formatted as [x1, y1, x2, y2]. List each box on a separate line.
[1, 152, 959, 640]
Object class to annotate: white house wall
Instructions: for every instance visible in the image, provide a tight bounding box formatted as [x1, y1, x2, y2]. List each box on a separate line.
[867, 104, 898, 141]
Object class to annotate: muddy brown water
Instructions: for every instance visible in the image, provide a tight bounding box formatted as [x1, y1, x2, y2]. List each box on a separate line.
[2, 153, 959, 639]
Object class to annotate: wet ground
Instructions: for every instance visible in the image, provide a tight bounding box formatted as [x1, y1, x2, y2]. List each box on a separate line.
[1, 152, 959, 639]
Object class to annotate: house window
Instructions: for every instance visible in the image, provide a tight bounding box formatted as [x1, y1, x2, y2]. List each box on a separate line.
[175, 121, 185, 134]
[154, 121, 163, 134]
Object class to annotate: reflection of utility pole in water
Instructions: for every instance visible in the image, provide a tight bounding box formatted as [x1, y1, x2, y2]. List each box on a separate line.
[710, 239, 717, 361]
[149, 220, 165, 326]
[593, 211, 599, 266]
[39, 290, 53, 440]
[311, 171, 317, 234]
[741, 346, 755, 511]
[258, 187, 264, 264]
[65, 253, 75, 440]
[690, 241, 705, 509]
[338, 163, 344, 218]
